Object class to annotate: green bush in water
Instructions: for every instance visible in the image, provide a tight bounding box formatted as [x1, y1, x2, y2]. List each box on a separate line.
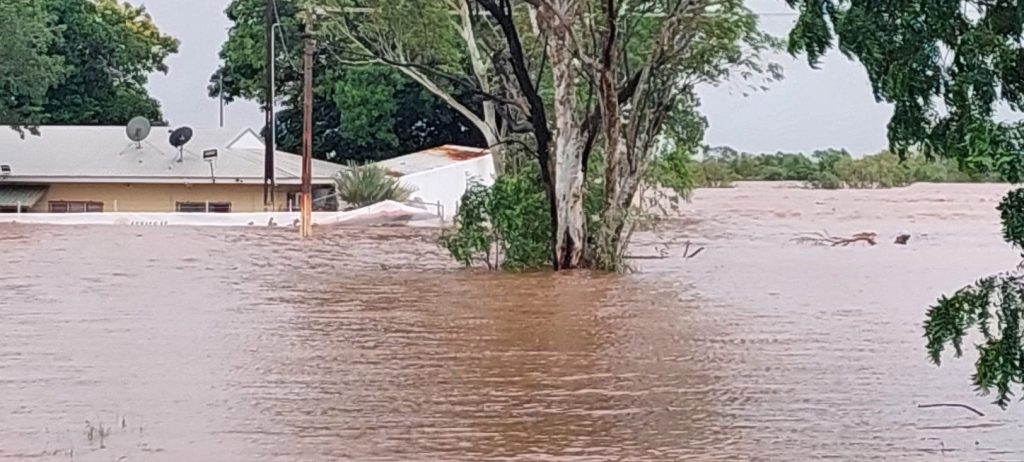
[441, 166, 552, 270]
[910, 161, 950, 183]
[697, 147, 1003, 189]
[806, 171, 844, 189]
[696, 160, 734, 188]
[760, 165, 787, 181]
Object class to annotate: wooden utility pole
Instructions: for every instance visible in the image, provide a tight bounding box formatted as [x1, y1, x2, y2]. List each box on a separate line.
[299, 20, 315, 238]
[263, 0, 276, 209]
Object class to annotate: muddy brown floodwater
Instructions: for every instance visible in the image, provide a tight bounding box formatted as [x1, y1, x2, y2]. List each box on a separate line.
[2, 182, 1024, 461]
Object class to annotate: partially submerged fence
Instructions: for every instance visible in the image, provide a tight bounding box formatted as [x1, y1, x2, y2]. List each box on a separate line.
[1, 201, 443, 228]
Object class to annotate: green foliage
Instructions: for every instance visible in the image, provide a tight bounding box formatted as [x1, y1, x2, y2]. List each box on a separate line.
[694, 160, 736, 188]
[441, 168, 552, 271]
[787, 0, 1024, 180]
[833, 152, 913, 189]
[0, 0, 175, 127]
[924, 274, 1024, 409]
[41, 0, 178, 124]
[214, 0, 482, 162]
[650, 148, 698, 198]
[333, 164, 413, 208]
[693, 147, 1001, 189]
[911, 162, 951, 183]
[813, 149, 851, 174]
[649, 105, 707, 199]
[442, 157, 621, 271]
[700, 146, 833, 183]
[0, 0, 64, 130]
[785, 0, 1024, 394]
[441, 183, 493, 268]
[923, 190, 1024, 410]
[670, 0, 785, 88]
[999, 189, 1024, 255]
[487, 173, 553, 270]
[806, 171, 843, 190]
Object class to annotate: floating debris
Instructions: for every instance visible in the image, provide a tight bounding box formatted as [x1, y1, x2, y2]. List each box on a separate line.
[793, 231, 878, 247]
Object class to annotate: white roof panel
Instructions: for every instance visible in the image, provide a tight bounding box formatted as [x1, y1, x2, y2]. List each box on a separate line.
[376, 145, 490, 176]
[0, 126, 344, 185]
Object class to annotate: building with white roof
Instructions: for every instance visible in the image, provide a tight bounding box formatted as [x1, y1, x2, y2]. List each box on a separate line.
[375, 145, 495, 220]
[0, 126, 344, 213]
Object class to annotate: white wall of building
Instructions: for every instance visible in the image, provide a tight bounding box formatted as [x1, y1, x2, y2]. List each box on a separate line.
[399, 155, 495, 220]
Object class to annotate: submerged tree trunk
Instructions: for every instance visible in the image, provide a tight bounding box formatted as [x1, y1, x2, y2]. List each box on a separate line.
[592, 0, 703, 270]
[537, 4, 586, 269]
[553, 126, 585, 269]
[592, 0, 626, 270]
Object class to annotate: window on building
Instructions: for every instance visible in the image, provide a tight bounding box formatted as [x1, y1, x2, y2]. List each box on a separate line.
[48, 201, 103, 213]
[285, 190, 338, 212]
[176, 202, 231, 213]
[285, 192, 300, 211]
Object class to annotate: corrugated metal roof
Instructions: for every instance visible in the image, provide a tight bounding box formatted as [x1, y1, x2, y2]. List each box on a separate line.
[375, 145, 490, 176]
[0, 185, 47, 207]
[0, 126, 344, 185]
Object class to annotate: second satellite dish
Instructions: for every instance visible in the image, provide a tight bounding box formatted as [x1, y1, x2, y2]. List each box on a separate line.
[169, 126, 194, 162]
[126, 116, 151, 148]
[169, 127, 193, 148]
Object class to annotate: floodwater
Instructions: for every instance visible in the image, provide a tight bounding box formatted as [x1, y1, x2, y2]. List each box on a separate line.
[2, 182, 1023, 461]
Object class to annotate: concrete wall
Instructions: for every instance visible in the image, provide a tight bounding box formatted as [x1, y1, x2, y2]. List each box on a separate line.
[28, 183, 303, 213]
[399, 155, 495, 220]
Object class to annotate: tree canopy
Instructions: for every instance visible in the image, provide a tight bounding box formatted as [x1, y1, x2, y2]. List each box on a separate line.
[788, 0, 1024, 178]
[1, 0, 178, 128]
[212, 0, 483, 162]
[0, 0, 64, 131]
[787, 0, 1024, 408]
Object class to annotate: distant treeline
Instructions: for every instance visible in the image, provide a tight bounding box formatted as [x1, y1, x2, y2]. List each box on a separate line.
[694, 147, 1003, 189]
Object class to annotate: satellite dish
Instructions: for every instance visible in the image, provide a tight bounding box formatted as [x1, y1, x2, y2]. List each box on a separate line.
[169, 127, 193, 148]
[168, 127, 194, 162]
[126, 117, 151, 148]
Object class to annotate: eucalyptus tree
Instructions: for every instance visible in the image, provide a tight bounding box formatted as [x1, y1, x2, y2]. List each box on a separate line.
[314, 0, 778, 269]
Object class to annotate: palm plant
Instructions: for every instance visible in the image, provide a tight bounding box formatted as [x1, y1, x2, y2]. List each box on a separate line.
[334, 164, 414, 209]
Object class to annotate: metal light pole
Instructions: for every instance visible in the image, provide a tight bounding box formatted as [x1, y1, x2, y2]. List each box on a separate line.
[218, 72, 224, 128]
[300, 18, 315, 238]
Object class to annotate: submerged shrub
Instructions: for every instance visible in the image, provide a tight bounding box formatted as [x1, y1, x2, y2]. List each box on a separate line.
[441, 166, 551, 270]
[910, 161, 950, 183]
[696, 160, 735, 188]
[806, 171, 843, 189]
[698, 147, 1003, 189]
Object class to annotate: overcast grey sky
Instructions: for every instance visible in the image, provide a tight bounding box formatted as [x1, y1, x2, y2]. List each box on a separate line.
[132, 0, 893, 155]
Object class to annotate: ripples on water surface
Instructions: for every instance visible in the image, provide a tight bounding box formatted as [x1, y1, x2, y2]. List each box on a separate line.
[2, 182, 1023, 461]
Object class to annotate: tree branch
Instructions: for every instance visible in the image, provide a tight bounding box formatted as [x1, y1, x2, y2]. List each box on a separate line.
[457, 0, 491, 93]
[396, 65, 491, 135]
[323, 17, 500, 141]
[476, 0, 558, 269]
[917, 403, 985, 417]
